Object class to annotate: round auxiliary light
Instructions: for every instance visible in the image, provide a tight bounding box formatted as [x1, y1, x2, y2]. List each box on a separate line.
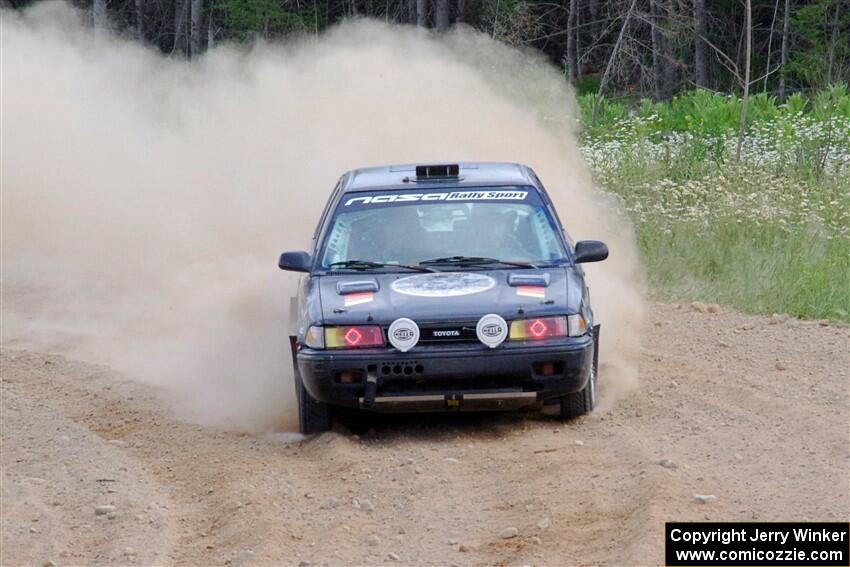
[388, 318, 420, 352]
[476, 313, 508, 348]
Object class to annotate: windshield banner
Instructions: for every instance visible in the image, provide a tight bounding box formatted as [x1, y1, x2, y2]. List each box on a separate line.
[342, 189, 533, 209]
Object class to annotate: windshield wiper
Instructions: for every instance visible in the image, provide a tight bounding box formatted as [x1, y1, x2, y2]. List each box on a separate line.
[419, 256, 540, 269]
[328, 260, 435, 273]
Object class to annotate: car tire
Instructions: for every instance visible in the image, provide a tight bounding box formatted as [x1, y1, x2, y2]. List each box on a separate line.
[290, 336, 333, 435]
[558, 365, 595, 420]
[295, 372, 334, 434]
[559, 330, 599, 420]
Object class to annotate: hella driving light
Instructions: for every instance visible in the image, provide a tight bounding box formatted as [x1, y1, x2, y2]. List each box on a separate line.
[508, 315, 586, 340]
[388, 318, 420, 352]
[476, 313, 508, 348]
[323, 326, 384, 349]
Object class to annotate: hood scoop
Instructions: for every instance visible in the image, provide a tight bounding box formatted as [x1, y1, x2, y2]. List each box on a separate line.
[507, 273, 551, 287]
[336, 279, 380, 295]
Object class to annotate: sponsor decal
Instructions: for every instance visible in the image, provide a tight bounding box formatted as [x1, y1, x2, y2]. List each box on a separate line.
[476, 313, 508, 348]
[393, 327, 415, 341]
[516, 285, 546, 299]
[344, 190, 528, 207]
[392, 273, 496, 297]
[388, 318, 419, 352]
[481, 323, 503, 338]
[344, 291, 374, 306]
[432, 330, 461, 337]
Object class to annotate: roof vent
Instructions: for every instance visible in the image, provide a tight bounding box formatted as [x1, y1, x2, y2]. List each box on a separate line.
[415, 164, 459, 180]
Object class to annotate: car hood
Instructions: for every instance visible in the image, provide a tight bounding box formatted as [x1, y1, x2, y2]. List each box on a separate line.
[317, 268, 583, 325]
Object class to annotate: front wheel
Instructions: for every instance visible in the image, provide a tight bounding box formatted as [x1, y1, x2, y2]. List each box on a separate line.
[290, 336, 333, 435]
[295, 372, 334, 434]
[559, 327, 599, 420]
[558, 364, 596, 419]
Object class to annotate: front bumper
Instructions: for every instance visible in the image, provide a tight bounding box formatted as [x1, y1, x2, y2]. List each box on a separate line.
[296, 336, 594, 412]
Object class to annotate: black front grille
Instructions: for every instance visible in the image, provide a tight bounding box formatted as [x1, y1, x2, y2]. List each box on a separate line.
[413, 322, 480, 344]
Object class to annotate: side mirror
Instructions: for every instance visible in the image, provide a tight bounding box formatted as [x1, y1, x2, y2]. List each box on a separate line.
[574, 240, 608, 263]
[278, 251, 312, 272]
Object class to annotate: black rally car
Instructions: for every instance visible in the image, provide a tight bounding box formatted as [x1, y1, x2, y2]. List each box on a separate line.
[279, 163, 608, 434]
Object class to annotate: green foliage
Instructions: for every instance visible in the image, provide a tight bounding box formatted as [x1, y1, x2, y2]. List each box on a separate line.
[576, 93, 628, 136]
[579, 86, 850, 321]
[784, 92, 808, 114]
[214, 0, 321, 40]
[574, 76, 601, 97]
[640, 222, 849, 321]
[811, 83, 850, 119]
[581, 87, 850, 138]
[787, 0, 850, 90]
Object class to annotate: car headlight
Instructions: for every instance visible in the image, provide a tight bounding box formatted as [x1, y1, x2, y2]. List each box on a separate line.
[304, 325, 384, 349]
[508, 315, 586, 340]
[304, 326, 325, 349]
[567, 314, 587, 336]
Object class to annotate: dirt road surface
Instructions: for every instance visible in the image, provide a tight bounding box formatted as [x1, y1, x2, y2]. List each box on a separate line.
[2, 304, 848, 566]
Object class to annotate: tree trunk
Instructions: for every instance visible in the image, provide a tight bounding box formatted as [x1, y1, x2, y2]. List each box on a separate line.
[778, 0, 790, 100]
[826, 1, 840, 84]
[575, 0, 581, 80]
[93, 0, 107, 31]
[407, 0, 416, 23]
[736, 0, 752, 162]
[416, 0, 428, 26]
[763, 0, 781, 91]
[456, 0, 465, 23]
[190, 0, 203, 59]
[651, 0, 664, 99]
[134, 0, 145, 40]
[207, 11, 215, 49]
[592, 0, 637, 126]
[173, 0, 188, 55]
[662, 0, 677, 96]
[693, 0, 708, 88]
[435, 0, 449, 31]
[566, 0, 577, 83]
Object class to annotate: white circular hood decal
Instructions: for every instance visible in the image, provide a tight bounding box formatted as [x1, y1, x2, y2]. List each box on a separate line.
[476, 313, 508, 348]
[388, 318, 420, 352]
[392, 273, 496, 297]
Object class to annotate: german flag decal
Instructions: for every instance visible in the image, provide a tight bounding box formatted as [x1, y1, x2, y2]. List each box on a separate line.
[516, 286, 546, 299]
[344, 291, 374, 306]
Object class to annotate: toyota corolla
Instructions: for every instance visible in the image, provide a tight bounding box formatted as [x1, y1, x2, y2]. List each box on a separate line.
[279, 163, 608, 434]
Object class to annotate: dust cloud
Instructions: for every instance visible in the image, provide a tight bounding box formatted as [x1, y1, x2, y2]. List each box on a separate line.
[1, 1, 643, 431]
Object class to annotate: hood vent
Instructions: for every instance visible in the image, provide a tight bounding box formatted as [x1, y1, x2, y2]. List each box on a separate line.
[507, 273, 551, 287]
[336, 279, 379, 295]
[415, 164, 459, 180]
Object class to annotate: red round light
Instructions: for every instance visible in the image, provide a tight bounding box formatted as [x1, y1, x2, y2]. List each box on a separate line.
[343, 327, 363, 346]
[528, 319, 548, 338]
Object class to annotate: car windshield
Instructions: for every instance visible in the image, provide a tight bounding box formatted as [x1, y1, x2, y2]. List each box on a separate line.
[319, 187, 568, 270]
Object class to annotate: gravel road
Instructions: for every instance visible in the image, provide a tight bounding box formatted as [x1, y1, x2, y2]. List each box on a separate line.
[2, 304, 848, 566]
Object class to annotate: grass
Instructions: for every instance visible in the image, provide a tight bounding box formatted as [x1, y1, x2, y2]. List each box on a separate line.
[578, 86, 850, 321]
[640, 223, 848, 320]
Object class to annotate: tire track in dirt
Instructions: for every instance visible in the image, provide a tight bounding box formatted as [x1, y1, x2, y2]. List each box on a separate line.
[2, 304, 848, 566]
